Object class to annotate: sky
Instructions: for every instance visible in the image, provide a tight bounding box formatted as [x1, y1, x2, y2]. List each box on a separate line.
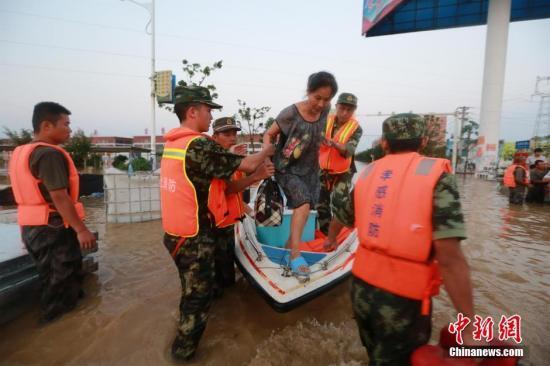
[1, 0, 549, 152]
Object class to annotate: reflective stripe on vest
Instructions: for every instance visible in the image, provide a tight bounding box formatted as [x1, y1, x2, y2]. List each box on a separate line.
[319, 115, 359, 174]
[353, 152, 450, 314]
[503, 164, 528, 188]
[160, 127, 228, 238]
[9, 142, 84, 226]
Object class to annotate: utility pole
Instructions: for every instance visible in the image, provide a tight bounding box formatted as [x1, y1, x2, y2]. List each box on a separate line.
[452, 106, 470, 173]
[532, 76, 550, 148]
[123, 0, 157, 169]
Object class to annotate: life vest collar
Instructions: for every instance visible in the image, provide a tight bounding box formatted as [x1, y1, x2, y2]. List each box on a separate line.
[164, 126, 207, 142]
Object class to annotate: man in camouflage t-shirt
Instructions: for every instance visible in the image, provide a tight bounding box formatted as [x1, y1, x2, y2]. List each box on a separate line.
[316, 92, 363, 235]
[161, 86, 274, 361]
[326, 113, 475, 365]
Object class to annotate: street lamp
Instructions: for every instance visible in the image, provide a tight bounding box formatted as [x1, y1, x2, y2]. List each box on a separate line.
[122, 0, 157, 169]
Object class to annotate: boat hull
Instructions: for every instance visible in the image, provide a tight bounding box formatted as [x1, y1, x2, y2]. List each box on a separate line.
[234, 216, 358, 312]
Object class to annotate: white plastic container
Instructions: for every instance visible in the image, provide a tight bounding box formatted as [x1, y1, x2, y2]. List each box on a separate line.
[103, 168, 161, 223]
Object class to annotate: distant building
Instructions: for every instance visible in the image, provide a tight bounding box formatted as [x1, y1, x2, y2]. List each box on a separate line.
[90, 136, 133, 147]
[238, 133, 263, 154]
[132, 135, 166, 153]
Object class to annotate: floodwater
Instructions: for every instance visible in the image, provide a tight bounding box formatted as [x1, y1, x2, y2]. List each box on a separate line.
[0, 176, 548, 365]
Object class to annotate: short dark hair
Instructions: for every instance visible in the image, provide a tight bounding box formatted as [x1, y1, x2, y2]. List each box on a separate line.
[534, 148, 543, 153]
[386, 138, 423, 153]
[534, 159, 544, 166]
[32, 102, 71, 133]
[174, 102, 201, 122]
[307, 71, 338, 98]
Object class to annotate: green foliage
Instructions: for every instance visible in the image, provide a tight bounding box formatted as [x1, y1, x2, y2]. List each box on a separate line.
[264, 117, 276, 132]
[460, 119, 479, 159]
[112, 155, 151, 171]
[163, 58, 223, 112]
[178, 59, 223, 99]
[112, 155, 128, 170]
[64, 129, 91, 169]
[236, 99, 271, 153]
[421, 115, 447, 158]
[2, 127, 33, 146]
[130, 156, 152, 171]
[86, 153, 103, 169]
[500, 142, 516, 161]
[531, 135, 550, 151]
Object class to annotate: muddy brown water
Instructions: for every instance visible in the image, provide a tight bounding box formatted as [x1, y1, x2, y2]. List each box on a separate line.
[0, 176, 548, 365]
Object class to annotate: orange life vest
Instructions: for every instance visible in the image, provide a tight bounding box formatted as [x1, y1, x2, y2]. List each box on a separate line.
[353, 152, 451, 315]
[160, 127, 228, 237]
[217, 170, 246, 228]
[9, 142, 84, 226]
[319, 114, 359, 174]
[503, 164, 528, 188]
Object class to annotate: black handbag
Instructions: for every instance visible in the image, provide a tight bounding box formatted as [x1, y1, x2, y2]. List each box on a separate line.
[254, 178, 284, 227]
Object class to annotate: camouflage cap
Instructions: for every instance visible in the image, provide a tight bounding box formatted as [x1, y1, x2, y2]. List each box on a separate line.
[213, 117, 241, 132]
[336, 92, 358, 107]
[173, 85, 222, 109]
[382, 113, 426, 140]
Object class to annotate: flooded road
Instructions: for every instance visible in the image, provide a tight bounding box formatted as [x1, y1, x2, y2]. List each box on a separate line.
[0, 176, 548, 365]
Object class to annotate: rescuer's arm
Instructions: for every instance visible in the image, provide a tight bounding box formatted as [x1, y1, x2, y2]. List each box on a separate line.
[225, 161, 275, 194]
[432, 173, 477, 345]
[434, 238, 477, 346]
[324, 188, 355, 250]
[237, 145, 275, 173]
[434, 238, 474, 318]
[324, 125, 363, 158]
[514, 167, 531, 187]
[50, 189, 96, 249]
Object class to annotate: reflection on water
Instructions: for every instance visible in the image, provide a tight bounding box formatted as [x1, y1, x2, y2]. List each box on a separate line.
[0, 177, 548, 365]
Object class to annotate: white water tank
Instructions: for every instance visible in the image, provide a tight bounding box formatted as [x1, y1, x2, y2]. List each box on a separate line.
[103, 168, 160, 223]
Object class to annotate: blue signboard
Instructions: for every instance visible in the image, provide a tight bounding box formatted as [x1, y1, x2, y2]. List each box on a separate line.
[515, 140, 530, 150]
[363, 0, 550, 37]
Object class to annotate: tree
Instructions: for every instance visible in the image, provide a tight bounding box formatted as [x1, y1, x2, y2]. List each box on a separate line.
[500, 142, 516, 161]
[112, 155, 128, 170]
[177, 59, 223, 98]
[421, 115, 447, 158]
[264, 117, 276, 132]
[86, 154, 103, 170]
[2, 127, 33, 146]
[64, 129, 92, 169]
[236, 100, 271, 153]
[130, 156, 152, 171]
[460, 119, 479, 169]
[162, 59, 223, 113]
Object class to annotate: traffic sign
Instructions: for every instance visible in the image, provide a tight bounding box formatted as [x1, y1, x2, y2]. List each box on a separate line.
[514, 140, 530, 150]
[155, 70, 174, 103]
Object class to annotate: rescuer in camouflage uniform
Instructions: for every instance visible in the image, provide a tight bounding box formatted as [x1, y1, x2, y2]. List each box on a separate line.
[326, 113, 475, 365]
[162, 86, 274, 361]
[316, 92, 362, 235]
[210, 117, 274, 293]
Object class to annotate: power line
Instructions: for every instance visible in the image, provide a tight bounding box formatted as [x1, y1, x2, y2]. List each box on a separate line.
[0, 62, 146, 78]
[1, 9, 482, 82]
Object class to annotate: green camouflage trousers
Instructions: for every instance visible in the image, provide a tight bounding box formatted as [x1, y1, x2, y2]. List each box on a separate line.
[214, 226, 236, 290]
[317, 171, 353, 235]
[163, 231, 217, 361]
[509, 186, 526, 204]
[351, 277, 432, 366]
[21, 215, 84, 322]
